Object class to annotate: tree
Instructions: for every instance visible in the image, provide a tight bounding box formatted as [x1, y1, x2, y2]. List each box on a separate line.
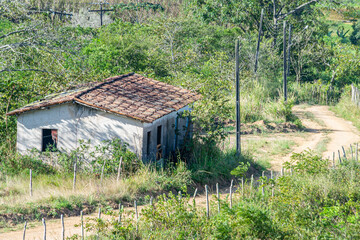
[188, 0, 337, 43]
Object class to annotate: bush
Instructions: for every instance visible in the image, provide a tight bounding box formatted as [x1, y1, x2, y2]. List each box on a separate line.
[350, 20, 360, 45]
[0, 153, 56, 176]
[284, 150, 329, 174]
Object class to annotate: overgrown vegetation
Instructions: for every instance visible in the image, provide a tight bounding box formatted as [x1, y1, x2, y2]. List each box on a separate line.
[1, 0, 360, 235]
[331, 85, 360, 130]
[77, 152, 360, 239]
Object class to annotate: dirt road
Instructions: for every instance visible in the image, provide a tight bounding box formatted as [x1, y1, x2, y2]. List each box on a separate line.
[2, 105, 360, 239]
[273, 105, 360, 170]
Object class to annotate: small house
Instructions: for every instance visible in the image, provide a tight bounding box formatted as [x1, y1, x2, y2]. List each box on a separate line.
[7, 73, 201, 161]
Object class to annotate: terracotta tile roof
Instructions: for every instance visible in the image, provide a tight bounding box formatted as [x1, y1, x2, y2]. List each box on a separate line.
[7, 73, 201, 123]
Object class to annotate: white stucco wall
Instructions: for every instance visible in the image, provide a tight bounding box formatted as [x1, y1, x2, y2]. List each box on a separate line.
[17, 102, 192, 161]
[17, 103, 144, 157]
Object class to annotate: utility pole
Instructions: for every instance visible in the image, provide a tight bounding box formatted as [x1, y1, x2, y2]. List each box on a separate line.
[287, 24, 292, 77]
[88, 1, 114, 26]
[283, 21, 287, 102]
[255, 8, 264, 73]
[235, 38, 241, 155]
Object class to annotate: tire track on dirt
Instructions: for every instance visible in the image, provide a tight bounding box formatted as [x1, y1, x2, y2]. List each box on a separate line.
[274, 105, 360, 171]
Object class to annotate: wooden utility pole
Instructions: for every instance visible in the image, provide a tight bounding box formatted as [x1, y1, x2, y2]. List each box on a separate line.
[235, 38, 241, 155]
[272, 0, 278, 47]
[255, 9, 264, 73]
[283, 21, 287, 102]
[88, 1, 114, 26]
[287, 24, 292, 77]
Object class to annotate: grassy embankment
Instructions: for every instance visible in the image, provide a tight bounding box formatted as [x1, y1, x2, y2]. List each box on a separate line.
[331, 86, 360, 130]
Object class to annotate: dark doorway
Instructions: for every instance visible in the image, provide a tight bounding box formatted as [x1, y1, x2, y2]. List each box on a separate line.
[147, 131, 151, 156]
[157, 125, 162, 145]
[42, 129, 58, 152]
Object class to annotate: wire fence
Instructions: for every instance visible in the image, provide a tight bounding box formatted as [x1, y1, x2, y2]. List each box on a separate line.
[19, 142, 360, 239]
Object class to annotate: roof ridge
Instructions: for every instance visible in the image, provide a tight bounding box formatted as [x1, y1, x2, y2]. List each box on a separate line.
[75, 72, 135, 99]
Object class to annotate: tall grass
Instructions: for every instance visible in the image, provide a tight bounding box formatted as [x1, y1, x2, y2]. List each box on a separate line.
[331, 85, 360, 130]
[290, 82, 342, 105]
[230, 80, 301, 124]
[81, 154, 360, 239]
[0, 163, 191, 227]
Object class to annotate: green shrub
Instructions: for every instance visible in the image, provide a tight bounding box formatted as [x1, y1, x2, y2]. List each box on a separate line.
[284, 150, 329, 174]
[0, 153, 56, 176]
[350, 20, 360, 45]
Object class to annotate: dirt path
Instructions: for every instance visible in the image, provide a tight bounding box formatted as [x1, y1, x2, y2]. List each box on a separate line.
[2, 105, 360, 239]
[273, 105, 360, 170]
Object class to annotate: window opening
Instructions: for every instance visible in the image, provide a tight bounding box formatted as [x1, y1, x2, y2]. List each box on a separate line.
[42, 129, 58, 152]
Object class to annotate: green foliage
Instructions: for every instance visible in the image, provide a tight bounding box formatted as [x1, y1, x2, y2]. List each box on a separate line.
[269, 99, 295, 122]
[87, 192, 284, 239]
[230, 161, 250, 178]
[0, 152, 56, 176]
[284, 150, 329, 174]
[41, 139, 141, 176]
[186, 139, 262, 184]
[331, 85, 360, 130]
[350, 20, 360, 45]
[290, 81, 342, 105]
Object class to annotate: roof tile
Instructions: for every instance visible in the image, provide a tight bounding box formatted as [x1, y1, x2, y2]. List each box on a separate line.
[7, 73, 201, 122]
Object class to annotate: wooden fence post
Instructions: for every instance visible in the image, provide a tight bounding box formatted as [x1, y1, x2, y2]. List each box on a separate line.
[97, 207, 101, 240]
[100, 160, 106, 185]
[61, 214, 65, 240]
[73, 162, 77, 191]
[250, 174, 254, 194]
[351, 144, 354, 160]
[135, 200, 138, 232]
[29, 169, 32, 197]
[118, 203, 122, 224]
[42, 218, 46, 240]
[116, 157, 123, 182]
[357, 143, 359, 161]
[241, 177, 244, 197]
[205, 185, 210, 218]
[338, 150, 342, 164]
[23, 221, 27, 240]
[216, 183, 220, 214]
[281, 167, 284, 176]
[261, 171, 265, 196]
[80, 210, 84, 240]
[193, 188, 198, 206]
[342, 146, 347, 160]
[229, 180, 233, 209]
